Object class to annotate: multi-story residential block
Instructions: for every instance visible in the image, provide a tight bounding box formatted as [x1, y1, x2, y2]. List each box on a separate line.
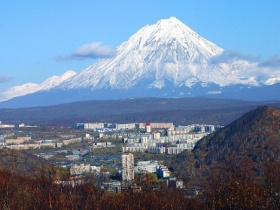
[70, 164, 92, 175]
[62, 137, 82, 145]
[5, 136, 31, 145]
[85, 123, 104, 130]
[153, 132, 161, 140]
[147, 146, 165, 154]
[122, 153, 134, 182]
[138, 122, 174, 130]
[122, 146, 145, 153]
[145, 123, 151, 133]
[116, 123, 136, 130]
[93, 141, 114, 148]
[75, 122, 104, 130]
[150, 122, 174, 129]
[134, 161, 159, 174]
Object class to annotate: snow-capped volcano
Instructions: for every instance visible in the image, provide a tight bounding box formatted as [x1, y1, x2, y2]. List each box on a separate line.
[58, 17, 255, 90]
[1, 17, 280, 107]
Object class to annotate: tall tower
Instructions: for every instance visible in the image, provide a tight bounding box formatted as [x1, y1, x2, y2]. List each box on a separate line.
[122, 153, 134, 182]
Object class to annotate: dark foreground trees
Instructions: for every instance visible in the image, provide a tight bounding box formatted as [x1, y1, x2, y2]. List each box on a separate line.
[203, 158, 280, 209]
[2, 159, 280, 210]
[0, 169, 203, 210]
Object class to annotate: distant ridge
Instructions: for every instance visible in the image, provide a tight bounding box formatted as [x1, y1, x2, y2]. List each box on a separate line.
[0, 98, 280, 126]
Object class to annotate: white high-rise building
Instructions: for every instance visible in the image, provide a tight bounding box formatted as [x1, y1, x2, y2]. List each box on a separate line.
[122, 153, 134, 182]
[146, 123, 151, 133]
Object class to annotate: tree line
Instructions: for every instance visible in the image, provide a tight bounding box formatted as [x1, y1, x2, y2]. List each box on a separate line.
[1, 158, 280, 209]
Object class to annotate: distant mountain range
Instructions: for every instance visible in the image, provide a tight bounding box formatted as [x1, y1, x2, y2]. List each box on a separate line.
[1, 17, 280, 108]
[0, 98, 280, 126]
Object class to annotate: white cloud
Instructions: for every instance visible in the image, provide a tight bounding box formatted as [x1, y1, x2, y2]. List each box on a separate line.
[57, 42, 116, 61]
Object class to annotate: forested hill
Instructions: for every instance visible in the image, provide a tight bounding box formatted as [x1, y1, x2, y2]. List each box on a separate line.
[170, 106, 280, 208]
[192, 106, 280, 166]
[171, 106, 280, 188]
[0, 148, 55, 178]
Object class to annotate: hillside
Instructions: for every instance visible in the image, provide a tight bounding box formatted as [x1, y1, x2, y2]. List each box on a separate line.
[0, 148, 52, 177]
[0, 148, 68, 180]
[172, 106, 280, 182]
[193, 106, 280, 166]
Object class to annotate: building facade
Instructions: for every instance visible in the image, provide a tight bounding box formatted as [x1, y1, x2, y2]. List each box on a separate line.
[122, 153, 134, 182]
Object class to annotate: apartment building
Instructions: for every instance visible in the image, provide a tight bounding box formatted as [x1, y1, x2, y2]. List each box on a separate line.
[122, 153, 134, 182]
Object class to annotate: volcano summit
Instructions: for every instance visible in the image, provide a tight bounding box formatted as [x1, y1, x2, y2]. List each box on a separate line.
[1, 17, 280, 108]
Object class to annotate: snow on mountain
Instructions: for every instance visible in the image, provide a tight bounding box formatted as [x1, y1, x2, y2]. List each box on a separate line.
[58, 17, 261, 90]
[39, 70, 77, 90]
[1, 17, 280, 103]
[0, 70, 76, 102]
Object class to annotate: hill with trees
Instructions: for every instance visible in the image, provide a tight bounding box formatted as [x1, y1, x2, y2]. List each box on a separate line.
[173, 106, 280, 175]
[0, 148, 69, 181]
[194, 106, 280, 166]
[171, 106, 280, 208]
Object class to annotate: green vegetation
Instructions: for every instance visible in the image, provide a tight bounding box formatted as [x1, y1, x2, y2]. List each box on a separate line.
[91, 146, 122, 156]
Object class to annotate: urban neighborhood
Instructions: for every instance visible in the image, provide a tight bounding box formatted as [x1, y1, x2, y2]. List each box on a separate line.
[0, 120, 221, 192]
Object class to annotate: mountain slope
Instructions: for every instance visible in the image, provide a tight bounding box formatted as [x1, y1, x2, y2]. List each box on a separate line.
[59, 17, 258, 90]
[1, 17, 280, 107]
[0, 148, 54, 178]
[0, 70, 76, 102]
[60, 17, 222, 89]
[193, 106, 280, 166]
[171, 106, 280, 186]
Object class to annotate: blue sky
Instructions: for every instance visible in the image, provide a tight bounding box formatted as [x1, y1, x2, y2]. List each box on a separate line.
[1, 0, 280, 92]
